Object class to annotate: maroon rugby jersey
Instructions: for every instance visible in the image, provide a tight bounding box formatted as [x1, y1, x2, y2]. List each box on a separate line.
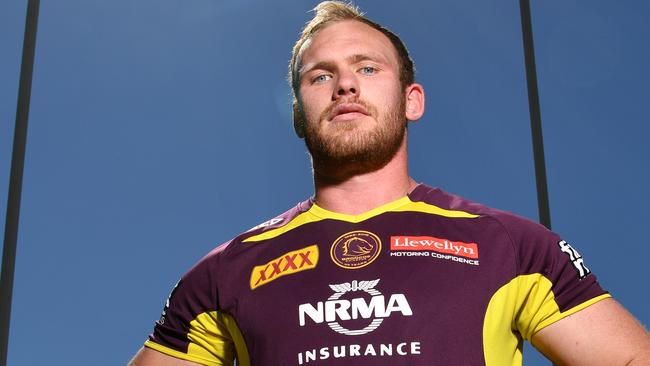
[145, 184, 609, 365]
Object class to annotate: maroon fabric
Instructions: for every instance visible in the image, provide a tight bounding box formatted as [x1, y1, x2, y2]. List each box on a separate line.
[148, 184, 607, 365]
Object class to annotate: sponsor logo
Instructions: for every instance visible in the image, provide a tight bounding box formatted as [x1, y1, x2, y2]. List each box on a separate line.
[298, 341, 421, 364]
[390, 236, 478, 258]
[299, 279, 412, 335]
[390, 235, 479, 265]
[330, 231, 381, 269]
[159, 280, 181, 325]
[248, 217, 284, 232]
[250, 245, 318, 289]
[558, 240, 591, 279]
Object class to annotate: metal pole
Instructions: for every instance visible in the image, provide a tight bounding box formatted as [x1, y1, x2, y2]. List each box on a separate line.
[519, 0, 552, 229]
[1, 0, 41, 364]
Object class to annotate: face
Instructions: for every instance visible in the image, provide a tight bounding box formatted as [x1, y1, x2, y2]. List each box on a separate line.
[296, 20, 408, 172]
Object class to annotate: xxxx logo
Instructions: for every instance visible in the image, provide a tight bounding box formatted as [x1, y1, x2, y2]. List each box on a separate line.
[250, 245, 319, 290]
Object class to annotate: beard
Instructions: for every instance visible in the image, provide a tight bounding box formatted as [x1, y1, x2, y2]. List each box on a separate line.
[303, 95, 407, 176]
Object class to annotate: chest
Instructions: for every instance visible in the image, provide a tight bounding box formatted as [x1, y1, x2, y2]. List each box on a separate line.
[220, 215, 516, 365]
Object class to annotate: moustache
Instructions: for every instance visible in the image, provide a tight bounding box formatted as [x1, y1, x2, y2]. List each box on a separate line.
[319, 98, 377, 123]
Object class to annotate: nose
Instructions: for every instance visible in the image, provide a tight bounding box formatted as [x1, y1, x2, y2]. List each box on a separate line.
[333, 70, 358, 100]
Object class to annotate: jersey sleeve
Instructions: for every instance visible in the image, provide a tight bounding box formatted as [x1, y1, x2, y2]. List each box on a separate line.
[144, 244, 249, 366]
[504, 216, 611, 340]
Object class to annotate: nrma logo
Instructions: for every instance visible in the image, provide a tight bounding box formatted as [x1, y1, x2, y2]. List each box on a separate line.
[298, 279, 412, 335]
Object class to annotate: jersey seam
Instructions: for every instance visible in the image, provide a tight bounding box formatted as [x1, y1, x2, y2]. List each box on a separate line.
[229, 202, 313, 246]
[213, 245, 223, 312]
[480, 214, 520, 278]
[479, 213, 520, 335]
[144, 340, 219, 366]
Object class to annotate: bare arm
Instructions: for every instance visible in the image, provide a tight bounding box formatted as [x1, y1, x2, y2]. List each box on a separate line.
[532, 298, 650, 366]
[128, 347, 206, 366]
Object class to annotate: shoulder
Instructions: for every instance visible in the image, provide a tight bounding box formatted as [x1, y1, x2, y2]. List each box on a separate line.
[158, 198, 315, 319]
[195, 197, 315, 265]
[411, 183, 549, 237]
[411, 184, 566, 272]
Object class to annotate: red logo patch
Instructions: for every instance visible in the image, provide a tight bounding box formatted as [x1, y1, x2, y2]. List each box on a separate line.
[390, 236, 478, 259]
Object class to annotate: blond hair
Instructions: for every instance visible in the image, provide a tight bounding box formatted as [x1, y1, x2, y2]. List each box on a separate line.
[288, 1, 415, 133]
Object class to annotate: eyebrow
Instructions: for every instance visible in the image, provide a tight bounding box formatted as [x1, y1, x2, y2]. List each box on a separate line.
[299, 53, 388, 77]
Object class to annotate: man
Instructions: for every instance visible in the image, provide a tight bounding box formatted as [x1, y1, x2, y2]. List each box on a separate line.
[130, 2, 650, 365]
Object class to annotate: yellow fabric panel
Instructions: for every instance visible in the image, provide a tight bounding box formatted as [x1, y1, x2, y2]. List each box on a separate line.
[144, 340, 222, 366]
[187, 311, 251, 366]
[218, 311, 251, 366]
[483, 274, 611, 366]
[309, 196, 479, 221]
[186, 311, 234, 365]
[243, 211, 322, 243]
[244, 197, 477, 243]
[391, 201, 479, 218]
[533, 293, 611, 332]
[144, 311, 250, 366]
[308, 196, 412, 222]
[482, 275, 525, 366]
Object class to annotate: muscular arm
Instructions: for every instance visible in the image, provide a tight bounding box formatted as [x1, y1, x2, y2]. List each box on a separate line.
[128, 347, 206, 366]
[532, 298, 650, 366]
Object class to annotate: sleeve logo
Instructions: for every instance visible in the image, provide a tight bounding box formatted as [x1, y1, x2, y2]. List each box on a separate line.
[558, 240, 591, 279]
[250, 245, 319, 289]
[159, 279, 180, 324]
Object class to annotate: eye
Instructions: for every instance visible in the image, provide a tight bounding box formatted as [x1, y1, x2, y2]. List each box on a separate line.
[312, 74, 332, 84]
[359, 66, 377, 75]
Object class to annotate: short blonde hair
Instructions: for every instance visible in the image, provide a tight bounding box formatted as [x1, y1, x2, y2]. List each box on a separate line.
[288, 1, 415, 134]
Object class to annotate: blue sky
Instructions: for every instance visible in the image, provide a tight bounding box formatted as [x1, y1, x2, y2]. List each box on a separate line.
[1, 1, 648, 365]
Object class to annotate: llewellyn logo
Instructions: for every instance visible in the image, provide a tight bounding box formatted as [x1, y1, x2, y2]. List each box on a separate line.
[330, 231, 381, 269]
[298, 279, 413, 336]
[250, 245, 318, 289]
[390, 236, 478, 259]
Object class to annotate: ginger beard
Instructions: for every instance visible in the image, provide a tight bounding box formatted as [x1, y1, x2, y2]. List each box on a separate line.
[302, 93, 407, 176]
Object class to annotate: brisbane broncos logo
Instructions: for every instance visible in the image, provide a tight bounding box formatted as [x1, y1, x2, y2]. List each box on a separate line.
[330, 231, 381, 269]
[342, 237, 374, 256]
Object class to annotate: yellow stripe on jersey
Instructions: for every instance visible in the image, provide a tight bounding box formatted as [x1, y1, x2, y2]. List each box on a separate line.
[391, 201, 479, 218]
[244, 197, 478, 243]
[145, 341, 221, 366]
[243, 211, 324, 243]
[308, 196, 413, 222]
[482, 274, 611, 366]
[144, 311, 250, 366]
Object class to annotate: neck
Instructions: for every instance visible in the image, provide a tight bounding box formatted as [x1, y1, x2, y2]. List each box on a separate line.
[312, 140, 416, 215]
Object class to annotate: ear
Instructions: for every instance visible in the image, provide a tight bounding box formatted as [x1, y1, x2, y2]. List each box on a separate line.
[292, 100, 305, 138]
[404, 83, 425, 122]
